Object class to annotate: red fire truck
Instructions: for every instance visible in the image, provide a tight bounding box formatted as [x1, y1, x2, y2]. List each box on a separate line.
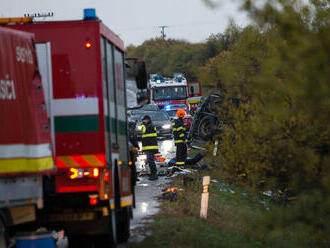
[4, 10, 138, 246]
[0, 25, 55, 247]
[150, 75, 202, 129]
[149, 74, 188, 109]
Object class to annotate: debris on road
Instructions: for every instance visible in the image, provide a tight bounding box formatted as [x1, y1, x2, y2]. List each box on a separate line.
[186, 152, 205, 166]
[218, 182, 235, 194]
[162, 187, 178, 193]
[160, 187, 179, 201]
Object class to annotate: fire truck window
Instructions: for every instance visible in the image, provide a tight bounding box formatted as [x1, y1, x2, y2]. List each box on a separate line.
[101, 37, 111, 164]
[152, 86, 187, 101]
[114, 48, 128, 163]
[106, 41, 118, 145]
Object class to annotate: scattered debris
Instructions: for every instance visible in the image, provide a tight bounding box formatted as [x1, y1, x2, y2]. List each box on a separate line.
[213, 140, 219, 156]
[211, 179, 219, 183]
[263, 191, 272, 197]
[218, 182, 235, 194]
[160, 187, 178, 201]
[161, 191, 178, 201]
[162, 187, 178, 193]
[154, 153, 166, 162]
[186, 152, 205, 165]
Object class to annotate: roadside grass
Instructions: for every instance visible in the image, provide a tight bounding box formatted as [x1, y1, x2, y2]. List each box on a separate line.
[130, 165, 313, 248]
[129, 146, 314, 248]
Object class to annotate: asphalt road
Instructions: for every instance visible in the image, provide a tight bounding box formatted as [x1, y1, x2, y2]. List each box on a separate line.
[128, 139, 176, 243]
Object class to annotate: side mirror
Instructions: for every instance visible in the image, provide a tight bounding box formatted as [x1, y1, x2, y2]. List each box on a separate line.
[190, 86, 195, 97]
[134, 60, 147, 90]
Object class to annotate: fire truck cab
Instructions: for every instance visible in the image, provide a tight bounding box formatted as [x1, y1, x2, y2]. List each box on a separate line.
[150, 74, 188, 109]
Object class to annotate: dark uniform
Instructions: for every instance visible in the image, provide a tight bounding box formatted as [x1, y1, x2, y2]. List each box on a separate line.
[128, 127, 139, 206]
[173, 117, 187, 166]
[141, 121, 159, 179]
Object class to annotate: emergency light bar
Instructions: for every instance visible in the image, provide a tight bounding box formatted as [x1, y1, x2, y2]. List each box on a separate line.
[165, 105, 172, 111]
[84, 8, 98, 21]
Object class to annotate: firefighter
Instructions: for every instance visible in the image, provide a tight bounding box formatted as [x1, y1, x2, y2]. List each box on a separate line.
[141, 115, 159, 180]
[173, 109, 187, 166]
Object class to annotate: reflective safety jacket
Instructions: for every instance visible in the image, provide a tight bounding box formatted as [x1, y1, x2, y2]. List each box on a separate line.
[141, 123, 159, 153]
[172, 118, 186, 144]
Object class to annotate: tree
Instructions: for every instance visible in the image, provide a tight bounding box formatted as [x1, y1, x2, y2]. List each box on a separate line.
[200, 0, 330, 244]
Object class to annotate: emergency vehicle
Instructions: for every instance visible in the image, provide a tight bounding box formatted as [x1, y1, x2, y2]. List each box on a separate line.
[0, 25, 54, 246]
[150, 74, 202, 129]
[149, 75, 202, 112]
[149, 74, 188, 109]
[2, 9, 138, 246]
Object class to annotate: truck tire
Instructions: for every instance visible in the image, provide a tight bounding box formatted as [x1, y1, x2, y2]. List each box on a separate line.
[92, 233, 113, 248]
[0, 217, 8, 248]
[110, 208, 117, 246]
[116, 206, 130, 244]
[198, 116, 217, 140]
[113, 160, 130, 244]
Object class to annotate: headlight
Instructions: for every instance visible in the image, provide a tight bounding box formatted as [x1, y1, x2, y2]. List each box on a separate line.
[162, 124, 171, 130]
[136, 125, 142, 131]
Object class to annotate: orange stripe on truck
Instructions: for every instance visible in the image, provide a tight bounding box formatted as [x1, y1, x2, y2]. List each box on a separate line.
[56, 154, 105, 168]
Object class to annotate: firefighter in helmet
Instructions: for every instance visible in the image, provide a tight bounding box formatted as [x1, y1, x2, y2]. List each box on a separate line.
[141, 115, 159, 180]
[173, 109, 187, 166]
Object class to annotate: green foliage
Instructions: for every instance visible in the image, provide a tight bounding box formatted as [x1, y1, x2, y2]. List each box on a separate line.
[198, 0, 330, 245]
[125, 24, 241, 81]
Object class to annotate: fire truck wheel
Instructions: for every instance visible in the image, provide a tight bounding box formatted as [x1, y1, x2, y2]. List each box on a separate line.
[116, 206, 130, 243]
[0, 217, 8, 248]
[110, 208, 118, 245]
[92, 234, 113, 248]
[198, 116, 217, 140]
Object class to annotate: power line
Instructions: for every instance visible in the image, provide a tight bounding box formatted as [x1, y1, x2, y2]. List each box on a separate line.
[117, 21, 223, 32]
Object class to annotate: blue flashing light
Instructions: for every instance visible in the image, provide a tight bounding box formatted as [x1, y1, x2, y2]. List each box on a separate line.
[84, 8, 98, 20]
[165, 105, 172, 111]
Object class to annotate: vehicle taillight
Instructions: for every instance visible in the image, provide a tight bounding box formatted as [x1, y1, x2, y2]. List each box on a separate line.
[68, 168, 100, 180]
[85, 41, 92, 48]
[89, 196, 98, 206]
[93, 168, 99, 178]
[69, 168, 79, 179]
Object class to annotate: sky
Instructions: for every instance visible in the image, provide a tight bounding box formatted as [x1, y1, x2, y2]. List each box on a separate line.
[0, 0, 251, 47]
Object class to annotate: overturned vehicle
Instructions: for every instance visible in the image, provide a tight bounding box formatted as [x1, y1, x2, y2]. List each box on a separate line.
[187, 93, 223, 142]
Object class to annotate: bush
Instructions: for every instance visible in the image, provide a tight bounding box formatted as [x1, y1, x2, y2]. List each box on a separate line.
[199, 0, 330, 244]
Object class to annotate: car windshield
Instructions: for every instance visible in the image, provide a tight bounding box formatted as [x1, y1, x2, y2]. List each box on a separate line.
[141, 105, 159, 111]
[166, 110, 177, 117]
[152, 86, 187, 100]
[140, 112, 169, 122]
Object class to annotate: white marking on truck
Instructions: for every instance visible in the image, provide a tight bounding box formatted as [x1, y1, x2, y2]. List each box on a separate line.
[0, 74, 16, 100]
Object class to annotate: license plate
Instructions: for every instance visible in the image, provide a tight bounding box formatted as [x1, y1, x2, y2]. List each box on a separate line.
[49, 212, 96, 222]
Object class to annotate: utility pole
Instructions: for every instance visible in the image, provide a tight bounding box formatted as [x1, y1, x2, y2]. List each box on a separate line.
[159, 25, 168, 39]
